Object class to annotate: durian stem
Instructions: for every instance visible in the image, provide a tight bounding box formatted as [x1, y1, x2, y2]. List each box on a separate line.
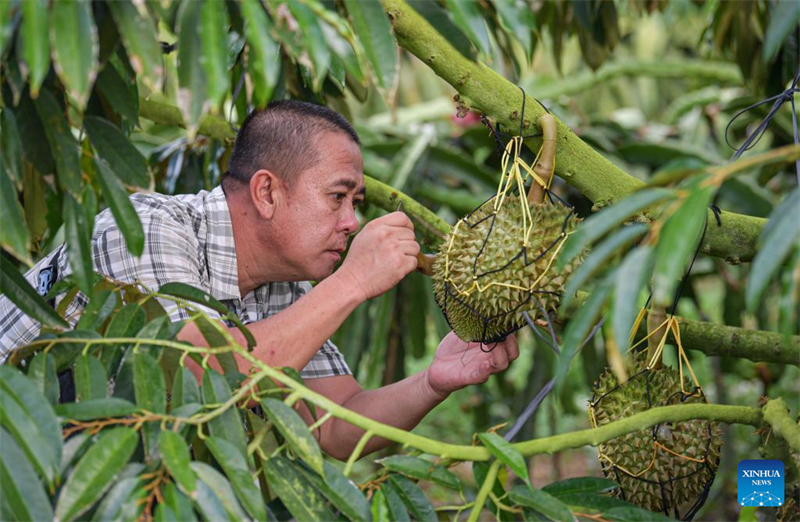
[527, 114, 557, 204]
[763, 398, 800, 453]
[646, 306, 667, 369]
[416, 253, 436, 276]
[467, 460, 501, 522]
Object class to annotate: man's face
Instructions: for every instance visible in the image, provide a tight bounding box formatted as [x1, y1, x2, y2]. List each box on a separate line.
[271, 131, 365, 281]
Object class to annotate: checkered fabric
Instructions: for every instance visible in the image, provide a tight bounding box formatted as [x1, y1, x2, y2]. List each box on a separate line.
[0, 186, 351, 379]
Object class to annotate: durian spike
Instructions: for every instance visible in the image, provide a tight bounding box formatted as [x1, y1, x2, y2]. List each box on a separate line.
[528, 113, 557, 205]
[646, 305, 668, 370]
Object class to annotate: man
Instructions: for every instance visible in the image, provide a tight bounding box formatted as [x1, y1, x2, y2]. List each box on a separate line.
[0, 100, 518, 459]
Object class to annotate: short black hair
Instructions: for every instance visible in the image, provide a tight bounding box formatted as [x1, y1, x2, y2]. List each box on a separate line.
[223, 100, 360, 190]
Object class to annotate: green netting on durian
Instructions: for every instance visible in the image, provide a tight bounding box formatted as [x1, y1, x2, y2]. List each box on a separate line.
[432, 135, 582, 345]
[589, 313, 722, 521]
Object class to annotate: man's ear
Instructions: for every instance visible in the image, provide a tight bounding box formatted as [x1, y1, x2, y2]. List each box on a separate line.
[249, 169, 284, 219]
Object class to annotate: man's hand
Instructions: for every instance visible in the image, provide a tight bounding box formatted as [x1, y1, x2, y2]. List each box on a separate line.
[424, 333, 519, 398]
[337, 211, 420, 301]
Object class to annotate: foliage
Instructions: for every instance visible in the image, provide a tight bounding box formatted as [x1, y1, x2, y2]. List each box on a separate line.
[1, 0, 800, 521]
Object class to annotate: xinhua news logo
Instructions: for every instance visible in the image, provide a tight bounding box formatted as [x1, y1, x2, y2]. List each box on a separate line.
[738, 460, 784, 507]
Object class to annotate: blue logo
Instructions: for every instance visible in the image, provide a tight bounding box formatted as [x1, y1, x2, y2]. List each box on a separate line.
[738, 460, 784, 507]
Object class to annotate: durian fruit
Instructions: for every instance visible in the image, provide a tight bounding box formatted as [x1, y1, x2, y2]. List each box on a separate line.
[590, 351, 723, 514]
[432, 200, 580, 342]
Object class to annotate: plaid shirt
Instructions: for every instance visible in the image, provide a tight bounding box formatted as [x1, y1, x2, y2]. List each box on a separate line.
[0, 186, 351, 379]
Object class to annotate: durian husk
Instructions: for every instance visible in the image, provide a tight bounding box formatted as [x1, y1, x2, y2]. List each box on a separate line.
[590, 351, 723, 514]
[432, 200, 580, 342]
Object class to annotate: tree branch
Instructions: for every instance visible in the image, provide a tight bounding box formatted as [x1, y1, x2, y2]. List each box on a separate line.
[380, 0, 789, 263]
[763, 398, 800, 453]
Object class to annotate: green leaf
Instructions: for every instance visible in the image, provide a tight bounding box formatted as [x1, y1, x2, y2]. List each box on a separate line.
[0, 108, 23, 186]
[380, 480, 410, 522]
[191, 478, 230, 522]
[55, 398, 139, 421]
[344, 0, 397, 91]
[34, 88, 82, 195]
[96, 64, 139, 125]
[63, 192, 95, 296]
[134, 351, 166, 457]
[75, 287, 117, 331]
[559, 188, 675, 269]
[0, 426, 54, 522]
[95, 157, 145, 256]
[379, 455, 434, 481]
[260, 397, 324, 476]
[191, 462, 249, 521]
[405, 0, 476, 60]
[241, 0, 280, 106]
[160, 483, 198, 522]
[541, 477, 619, 497]
[371, 488, 391, 522]
[205, 437, 266, 522]
[159, 430, 198, 498]
[19, 0, 49, 97]
[604, 506, 674, 522]
[84, 116, 150, 188]
[172, 364, 201, 409]
[550, 492, 629, 512]
[478, 432, 530, 484]
[175, 0, 207, 131]
[492, 0, 535, 60]
[652, 185, 714, 306]
[287, 0, 331, 91]
[90, 476, 142, 522]
[198, 0, 230, 109]
[0, 255, 67, 328]
[509, 485, 575, 522]
[106, 1, 163, 90]
[763, 0, 800, 61]
[0, 1, 19, 57]
[0, 165, 30, 261]
[0, 365, 62, 486]
[202, 369, 248, 458]
[431, 465, 462, 490]
[296, 460, 371, 522]
[106, 302, 147, 338]
[263, 456, 335, 522]
[74, 354, 108, 401]
[746, 189, 800, 312]
[28, 351, 59, 405]
[612, 246, 653, 353]
[561, 223, 649, 309]
[444, 0, 490, 54]
[50, 0, 98, 108]
[387, 475, 436, 522]
[54, 428, 139, 522]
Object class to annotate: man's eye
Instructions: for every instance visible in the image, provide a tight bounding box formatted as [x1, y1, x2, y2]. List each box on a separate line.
[353, 198, 364, 207]
[333, 193, 347, 202]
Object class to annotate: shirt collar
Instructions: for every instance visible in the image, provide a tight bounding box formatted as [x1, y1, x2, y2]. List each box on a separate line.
[204, 186, 241, 301]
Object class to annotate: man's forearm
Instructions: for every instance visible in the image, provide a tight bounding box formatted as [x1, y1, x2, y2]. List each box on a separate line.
[317, 369, 449, 460]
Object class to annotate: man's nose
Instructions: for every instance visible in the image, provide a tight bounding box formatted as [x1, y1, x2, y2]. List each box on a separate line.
[339, 205, 360, 235]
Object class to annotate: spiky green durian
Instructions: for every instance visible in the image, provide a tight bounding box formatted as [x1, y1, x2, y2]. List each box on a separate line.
[432, 200, 580, 342]
[590, 352, 723, 514]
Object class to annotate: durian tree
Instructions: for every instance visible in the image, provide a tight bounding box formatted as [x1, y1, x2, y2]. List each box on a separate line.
[1, 0, 799, 521]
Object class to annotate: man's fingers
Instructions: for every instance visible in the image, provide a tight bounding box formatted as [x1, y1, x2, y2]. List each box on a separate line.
[504, 335, 520, 361]
[489, 347, 509, 371]
[382, 211, 415, 230]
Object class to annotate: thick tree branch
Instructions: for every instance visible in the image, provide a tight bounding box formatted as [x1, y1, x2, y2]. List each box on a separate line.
[763, 398, 800, 453]
[380, 0, 789, 263]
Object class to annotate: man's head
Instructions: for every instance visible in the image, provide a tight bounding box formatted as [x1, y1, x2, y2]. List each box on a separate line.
[224, 101, 366, 286]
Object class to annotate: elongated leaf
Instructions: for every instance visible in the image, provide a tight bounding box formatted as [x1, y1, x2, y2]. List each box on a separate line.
[0, 255, 67, 328]
[0, 165, 29, 260]
[176, 0, 206, 130]
[50, 0, 97, 108]
[296, 459, 370, 522]
[94, 157, 145, 256]
[63, 193, 95, 296]
[202, 369, 248, 458]
[493, 0, 535, 60]
[198, 0, 230, 108]
[160, 483, 198, 522]
[746, 189, 800, 311]
[652, 185, 714, 306]
[20, 0, 49, 96]
[542, 477, 618, 497]
[0, 365, 61, 486]
[445, 0, 490, 54]
[55, 398, 139, 421]
[604, 506, 674, 522]
[406, 0, 476, 60]
[0, 108, 22, 185]
[205, 437, 265, 521]
[172, 364, 201, 408]
[28, 351, 59, 405]
[344, 0, 397, 91]
[379, 455, 434, 481]
[158, 281, 228, 315]
[96, 64, 139, 124]
[54, 428, 139, 522]
[0, 427, 54, 522]
[387, 475, 436, 522]
[134, 351, 166, 457]
[191, 477, 230, 522]
[763, 0, 800, 61]
[263, 456, 335, 522]
[0, 0, 18, 58]
[84, 116, 149, 188]
[89, 476, 142, 522]
[562, 223, 649, 309]
[260, 397, 324, 476]
[509, 485, 576, 522]
[191, 462, 249, 521]
[287, 0, 330, 91]
[106, 1, 163, 89]
[34, 88, 82, 195]
[241, 0, 280, 106]
[478, 432, 530, 484]
[431, 465, 462, 490]
[559, 188, 675, 269]
[371, 488, 391, 522]
[74, 354, 108, 401]
[106, 302, 147, 338]
[381, 480, 410, 522]
[552, 492, 629, 512]
[159, 430, 198, 498]
[612, 246, 653, 353]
